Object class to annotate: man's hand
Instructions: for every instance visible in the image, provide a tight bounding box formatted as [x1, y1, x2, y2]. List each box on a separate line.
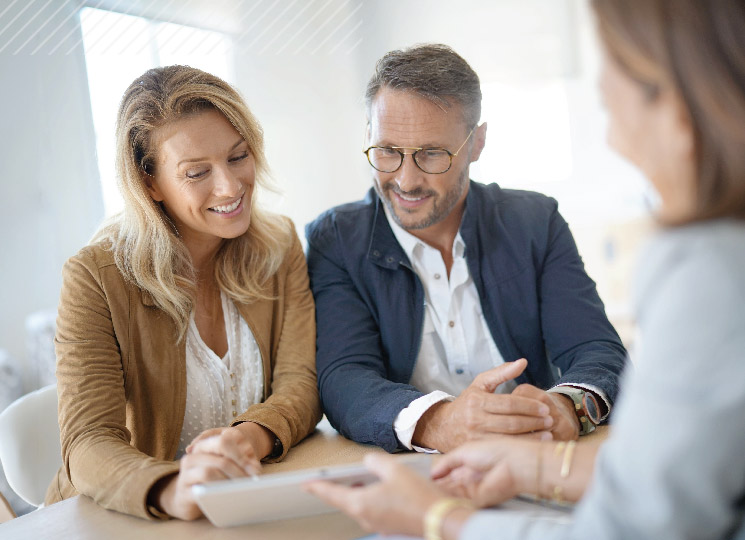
[412, 359, 554, 452]
[512, 385, 580, 441]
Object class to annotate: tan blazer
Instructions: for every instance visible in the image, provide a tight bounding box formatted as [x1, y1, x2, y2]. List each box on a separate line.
[45, 228, 322, 519]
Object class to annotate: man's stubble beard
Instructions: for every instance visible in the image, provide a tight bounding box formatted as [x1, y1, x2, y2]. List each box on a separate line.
[373, 167, 469, 231]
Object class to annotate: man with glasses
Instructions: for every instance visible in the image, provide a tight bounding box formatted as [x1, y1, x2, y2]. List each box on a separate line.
[305, 44, 627, 453]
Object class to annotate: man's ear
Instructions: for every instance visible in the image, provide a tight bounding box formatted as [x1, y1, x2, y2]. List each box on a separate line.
[364, 122, 372, 147]
[469, 122, 487, 163]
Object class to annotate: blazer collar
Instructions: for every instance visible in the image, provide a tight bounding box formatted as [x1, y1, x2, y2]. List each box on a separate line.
[367, 191, 410, 270]
[366, 181, 479, 269]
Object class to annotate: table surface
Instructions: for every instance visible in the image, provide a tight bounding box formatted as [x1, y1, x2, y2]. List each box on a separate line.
[0, 421, 608, 539]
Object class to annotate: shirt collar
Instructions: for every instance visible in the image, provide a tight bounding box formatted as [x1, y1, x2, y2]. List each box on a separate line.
[382, 202, 466, 262]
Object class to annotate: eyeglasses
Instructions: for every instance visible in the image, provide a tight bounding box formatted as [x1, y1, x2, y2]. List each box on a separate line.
[363, 128, 474, 174]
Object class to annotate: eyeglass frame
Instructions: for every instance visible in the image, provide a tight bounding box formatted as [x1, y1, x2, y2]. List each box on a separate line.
[363, 127, 475, 174]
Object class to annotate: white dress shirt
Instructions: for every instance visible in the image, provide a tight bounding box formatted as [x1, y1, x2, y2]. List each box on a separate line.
[385, 208, 516, 451]
[385, 209, 610, 451]
[176, 291, 264, 458]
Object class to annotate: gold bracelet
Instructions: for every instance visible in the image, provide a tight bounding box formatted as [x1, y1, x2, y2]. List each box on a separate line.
[552, 484, 564, 504]
[534, 441, 545, 500]
[423, 498, 474, 540]
[554, 441, 566, 458]
[547, 441, 575, 504]
[560, 440, 577, 478]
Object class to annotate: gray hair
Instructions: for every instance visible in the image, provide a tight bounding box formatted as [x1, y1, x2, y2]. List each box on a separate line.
[364, 43, 482, 128]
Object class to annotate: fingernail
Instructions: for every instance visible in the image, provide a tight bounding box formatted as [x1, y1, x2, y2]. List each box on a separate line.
[543, 416, 554, 428]
[539, 405, 550, 416]
[540, 432, 553, 441]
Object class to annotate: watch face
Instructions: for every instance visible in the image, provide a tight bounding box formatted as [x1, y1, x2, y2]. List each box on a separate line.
[583, 393, 601, 424]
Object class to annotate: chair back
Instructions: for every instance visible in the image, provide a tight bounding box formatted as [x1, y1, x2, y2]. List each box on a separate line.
[0, 384, 61, 507]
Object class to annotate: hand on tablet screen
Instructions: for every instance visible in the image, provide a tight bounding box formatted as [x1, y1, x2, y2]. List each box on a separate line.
[151, 424, 269, 520]
[305, 454, 445, 537]
[151, 450, 256, 520]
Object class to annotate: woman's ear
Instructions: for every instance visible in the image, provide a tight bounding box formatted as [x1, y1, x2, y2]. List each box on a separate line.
[673, 96, 694, 160]
[143, 173, 164, 202]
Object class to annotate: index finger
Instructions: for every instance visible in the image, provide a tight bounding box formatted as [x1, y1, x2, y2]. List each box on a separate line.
[431, 454, 468, 480]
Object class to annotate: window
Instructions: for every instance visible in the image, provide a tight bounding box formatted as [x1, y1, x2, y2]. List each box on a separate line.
[472, 80, 573, 187]
[80, 7, 234, 217]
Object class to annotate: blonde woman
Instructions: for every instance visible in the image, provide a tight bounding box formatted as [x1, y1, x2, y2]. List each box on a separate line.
[45, 66, 321, 520]
[307, 1, 745, 538]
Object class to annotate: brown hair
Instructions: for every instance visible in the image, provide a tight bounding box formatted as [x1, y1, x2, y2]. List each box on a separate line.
[94, 65, 292, 340]
[365, 43, 482, 129]
[592, 0, 745, 222]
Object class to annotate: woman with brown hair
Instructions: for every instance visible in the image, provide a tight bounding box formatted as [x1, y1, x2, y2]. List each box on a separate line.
[45, 65, 321, 520]
[306, 1, 745, 538]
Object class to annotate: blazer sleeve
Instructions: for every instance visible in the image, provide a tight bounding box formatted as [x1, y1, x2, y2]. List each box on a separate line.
[537, 203, 627, 410]
[233, 229, 322, 460]
[306, 221, 425, 452]
[53, 251, 179, 520]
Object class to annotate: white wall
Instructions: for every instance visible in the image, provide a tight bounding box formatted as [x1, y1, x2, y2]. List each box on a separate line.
[231, 9, 370, 233]
[0, 1, 103, 389]
[0, 0, 650, 388]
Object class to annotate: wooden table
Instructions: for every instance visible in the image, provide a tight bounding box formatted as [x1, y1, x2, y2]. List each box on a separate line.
[0, 422, 608, 539]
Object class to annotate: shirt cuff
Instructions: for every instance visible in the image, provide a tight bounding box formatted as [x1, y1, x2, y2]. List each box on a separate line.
[393, 391, 453, 451]
[548, 383, 611, 421]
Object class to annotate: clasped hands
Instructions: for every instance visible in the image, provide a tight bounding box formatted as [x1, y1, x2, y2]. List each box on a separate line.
[413, 358, 580, 452]
[150, 421, 274, 520]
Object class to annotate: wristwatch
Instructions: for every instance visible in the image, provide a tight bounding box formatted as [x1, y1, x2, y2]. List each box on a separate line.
[548, 387, 602, 435]
[269, 436, 283, 458]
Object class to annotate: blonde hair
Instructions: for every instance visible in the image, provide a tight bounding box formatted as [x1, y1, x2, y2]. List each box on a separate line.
[93, 65, 293, 340]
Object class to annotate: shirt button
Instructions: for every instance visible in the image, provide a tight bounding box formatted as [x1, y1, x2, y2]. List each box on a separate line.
[231, 385, 236, 391]
[231, 399, 236, 406]
[449, 321, 455, 328]
[230, 373, 234, 379]
[455, 368, 464, 375]
[434, 273, 441, 280]
[232, 411, 237, 417]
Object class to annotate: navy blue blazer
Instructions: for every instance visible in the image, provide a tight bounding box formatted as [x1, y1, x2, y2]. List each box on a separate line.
[305, 181, 627, 452]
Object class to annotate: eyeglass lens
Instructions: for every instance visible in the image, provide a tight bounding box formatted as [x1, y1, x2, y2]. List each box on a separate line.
[367, 147, 451, 174]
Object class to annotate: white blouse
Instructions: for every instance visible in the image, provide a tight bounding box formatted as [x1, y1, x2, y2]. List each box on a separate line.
[176, 291, 264, 458]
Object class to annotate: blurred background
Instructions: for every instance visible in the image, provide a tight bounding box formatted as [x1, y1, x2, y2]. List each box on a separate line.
[0, 0, 652, 482]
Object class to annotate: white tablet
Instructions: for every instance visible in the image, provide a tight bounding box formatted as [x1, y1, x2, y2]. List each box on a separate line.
[192, 454, 432, 527]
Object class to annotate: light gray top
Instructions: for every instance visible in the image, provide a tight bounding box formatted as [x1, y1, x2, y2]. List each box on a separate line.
[462, 220, 745, 540]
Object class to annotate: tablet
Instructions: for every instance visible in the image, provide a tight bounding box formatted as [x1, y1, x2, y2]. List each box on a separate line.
[192, 454, 432, 527]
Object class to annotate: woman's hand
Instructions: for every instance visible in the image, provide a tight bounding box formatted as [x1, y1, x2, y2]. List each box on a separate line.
[305, 453, 454, 537]
[150, 449, 257, 520]
[150, 423, 275, 520]
[432, 438, 539, 507]
[187, 422, 275, 465]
